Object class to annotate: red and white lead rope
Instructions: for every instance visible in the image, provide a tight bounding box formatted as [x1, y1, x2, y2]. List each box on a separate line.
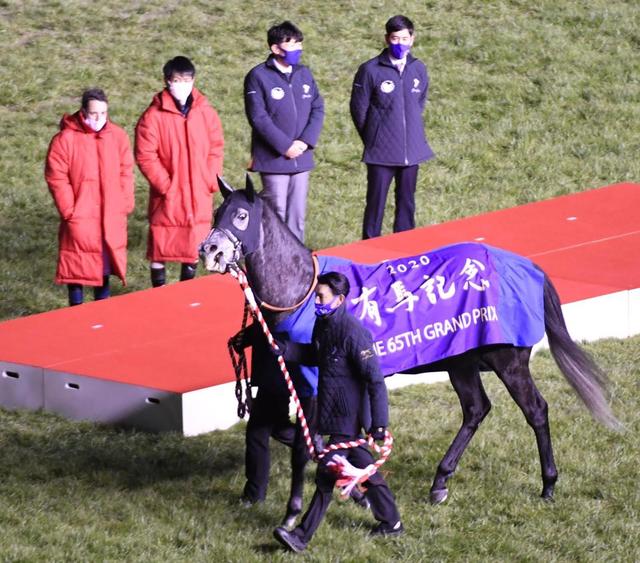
[229, 267, 393, 494]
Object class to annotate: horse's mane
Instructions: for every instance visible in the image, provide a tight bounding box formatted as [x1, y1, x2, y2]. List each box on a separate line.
[244, 194, 315, 324]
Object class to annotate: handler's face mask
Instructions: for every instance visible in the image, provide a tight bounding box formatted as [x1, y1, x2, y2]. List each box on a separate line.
[83, 115, 107, 132]
[168, 80, 193, 105]
[315, 296, 340, 317]
[389, 43, 411, 60]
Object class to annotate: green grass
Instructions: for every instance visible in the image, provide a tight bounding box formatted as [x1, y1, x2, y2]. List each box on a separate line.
[1, 336, 638, 561]
[1, 1, 639, 560]
[1, 0, 639, 320]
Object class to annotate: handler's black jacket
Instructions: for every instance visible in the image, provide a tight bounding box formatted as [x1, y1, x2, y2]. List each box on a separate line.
[283, 303, 389, 436]
[234, 323, 316, 398]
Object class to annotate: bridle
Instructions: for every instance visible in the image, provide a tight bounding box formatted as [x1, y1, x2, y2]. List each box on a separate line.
[203, 228, 320, 314]
[202, 225, 243, 266]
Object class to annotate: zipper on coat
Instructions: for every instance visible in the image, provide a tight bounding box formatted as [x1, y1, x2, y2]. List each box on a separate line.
[400, 70, 408, 166]
[184, 115, 195, 222]
[288, 73, 299, 171]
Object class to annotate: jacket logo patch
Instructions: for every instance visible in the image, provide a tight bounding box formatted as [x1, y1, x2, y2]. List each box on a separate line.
[302, 83, 312, 99]
[360, 348, 375, 360]
[380, 80, 395, 94]
[271, 87, 285, 100]
[411, 78, 421, 93]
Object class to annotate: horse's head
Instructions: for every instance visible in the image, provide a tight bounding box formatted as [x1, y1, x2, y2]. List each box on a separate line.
[199, 175, 264, 273]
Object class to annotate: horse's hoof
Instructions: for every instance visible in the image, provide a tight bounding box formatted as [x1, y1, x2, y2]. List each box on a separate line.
[240, 496, 262, 509]
[541, 489, 555, 503]
[281, 513, 298, 530]
[429, 488, 448, 505]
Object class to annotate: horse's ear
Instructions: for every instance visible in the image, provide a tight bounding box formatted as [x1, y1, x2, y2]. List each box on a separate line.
[245, 173, 256, 202]
[217, 175, 234, 199]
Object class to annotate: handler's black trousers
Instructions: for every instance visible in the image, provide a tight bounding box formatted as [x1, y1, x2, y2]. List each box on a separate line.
[363, 164, 419, 239]
[243, 389, 317, 502]
[293, 434, 401, 544]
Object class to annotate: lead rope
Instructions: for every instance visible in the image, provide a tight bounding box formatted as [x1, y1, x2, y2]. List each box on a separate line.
[229, 267, 393, 496]
[228, 301, 252, 419]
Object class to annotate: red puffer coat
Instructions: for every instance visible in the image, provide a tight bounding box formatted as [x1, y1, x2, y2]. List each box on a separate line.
[135, 88, 224, 262]
[45, 112, 135, 286]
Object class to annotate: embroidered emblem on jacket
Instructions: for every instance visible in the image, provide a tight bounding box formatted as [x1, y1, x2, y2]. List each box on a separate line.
[271, 87, 285, 100]
[360, 348, 375, 360]
[380, 80, 395, 94]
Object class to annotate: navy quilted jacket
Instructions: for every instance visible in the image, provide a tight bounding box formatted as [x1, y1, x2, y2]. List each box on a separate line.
[283, 303, 389, 436]
[350, 49, 434, 166]
[244, 56, 324, 174]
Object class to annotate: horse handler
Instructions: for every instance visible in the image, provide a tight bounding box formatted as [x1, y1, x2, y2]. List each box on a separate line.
[273, 271, 403, 553]
[231, 323, 318, 509]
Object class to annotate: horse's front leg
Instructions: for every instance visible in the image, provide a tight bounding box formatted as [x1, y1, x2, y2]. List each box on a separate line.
[430, 365, 491, 505]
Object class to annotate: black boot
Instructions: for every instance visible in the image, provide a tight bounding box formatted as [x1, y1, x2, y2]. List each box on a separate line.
[68, 284, 83, 306]
[150, 266, 166, 287]
[180, 262, 198, 281]
[93, 276, 110, 300]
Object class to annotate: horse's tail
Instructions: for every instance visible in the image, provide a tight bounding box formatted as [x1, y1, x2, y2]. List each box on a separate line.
[543, 273, 621, 430]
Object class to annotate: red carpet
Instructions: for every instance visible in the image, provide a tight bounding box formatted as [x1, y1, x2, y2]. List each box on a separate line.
[1, 182, 638, 432]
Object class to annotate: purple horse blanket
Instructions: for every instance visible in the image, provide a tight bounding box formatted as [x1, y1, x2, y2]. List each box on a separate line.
[277, 243, 545, 377]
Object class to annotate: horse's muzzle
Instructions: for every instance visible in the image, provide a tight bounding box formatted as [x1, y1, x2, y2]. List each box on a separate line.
[199, 242, 227, 273]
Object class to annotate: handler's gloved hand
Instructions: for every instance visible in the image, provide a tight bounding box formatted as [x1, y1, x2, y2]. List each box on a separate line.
[369, 426, 386, 443]
[312, 433, 325, 456]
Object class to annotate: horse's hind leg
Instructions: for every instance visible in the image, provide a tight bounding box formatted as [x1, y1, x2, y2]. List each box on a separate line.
[484, 347, 558, 500]
[430, 362, 491, 505]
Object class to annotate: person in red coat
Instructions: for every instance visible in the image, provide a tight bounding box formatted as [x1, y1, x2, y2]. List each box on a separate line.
[45, 88, 135, 306]
[135, 56, 224, 287]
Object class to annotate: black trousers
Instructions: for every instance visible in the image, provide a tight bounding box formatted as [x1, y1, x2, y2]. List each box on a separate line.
[294, 434, 401, 543]
[243, 389, 317, 502]
[363, 163, 419, 239]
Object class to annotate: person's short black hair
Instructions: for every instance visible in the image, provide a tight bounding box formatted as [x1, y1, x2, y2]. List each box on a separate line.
[163, 56, 196, 80]
[81, 88, 108, 110]
[267, 21, 304, 46]
[317, 271, 350, 297]
[385, 14, 414, 35]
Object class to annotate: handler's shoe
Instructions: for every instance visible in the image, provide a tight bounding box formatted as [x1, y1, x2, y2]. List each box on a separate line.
[273, 526, 307, 553]
[370, 520, 404, 537]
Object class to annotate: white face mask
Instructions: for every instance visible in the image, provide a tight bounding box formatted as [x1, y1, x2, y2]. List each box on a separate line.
[168, 81, 193, 105]
[83, 115, 107, 132]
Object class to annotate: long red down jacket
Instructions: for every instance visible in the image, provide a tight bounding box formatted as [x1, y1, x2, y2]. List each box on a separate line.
[135, 88, 224, 263]
[45, 112, 135, 286]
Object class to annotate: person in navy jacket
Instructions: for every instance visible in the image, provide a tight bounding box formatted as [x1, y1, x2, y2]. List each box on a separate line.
[231, 322, 317, 510]
[273, 272, 403, 553]
[350, 15, 434, 240]
[244, 21, 324, 242]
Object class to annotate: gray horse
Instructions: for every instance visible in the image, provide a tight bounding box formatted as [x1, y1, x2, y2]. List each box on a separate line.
[201, 175, 619, 515]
